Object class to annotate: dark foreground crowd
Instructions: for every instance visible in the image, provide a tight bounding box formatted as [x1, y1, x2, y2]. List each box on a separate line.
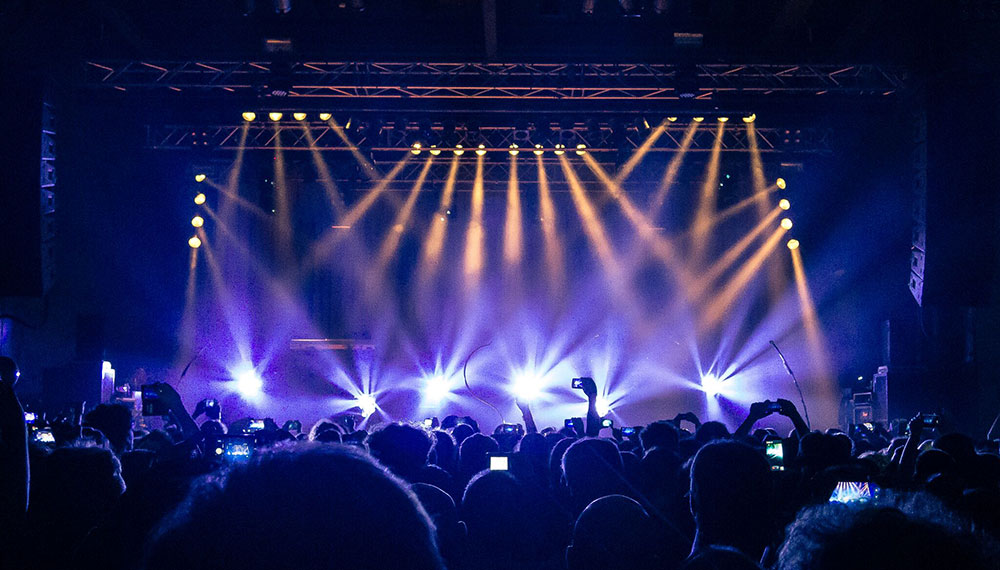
[1, 357, 1000, 570]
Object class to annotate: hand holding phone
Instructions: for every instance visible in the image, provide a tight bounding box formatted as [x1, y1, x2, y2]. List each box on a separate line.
[489, 453, 509, 471]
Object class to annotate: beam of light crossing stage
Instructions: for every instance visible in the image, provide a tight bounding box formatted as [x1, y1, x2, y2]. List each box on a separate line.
[271, 127, 296, 265]
[416, 156, 460, 290]
[650, 122, 699, 220]
[791, 245, 834, 385]
[202, 179, 271, 220]
[462, 155, 487, 293]
[176, 246, 200, 365]
[676, 184, 780, 243]
[536, 155, 566, 294]
[327, 118, 378, 178]
[701, 227, 787, 331]
[690, 206, 783, 300]
[749, 122, 786, 300]
[305, 156, 411, 270]
[690, 120, 726, 267]
[303, 124, 347, 218]
[197, 232, 254, 363]
[614, 121, 666, 184]
[374, 157, 433, 273]
[503, 155, 524, 272]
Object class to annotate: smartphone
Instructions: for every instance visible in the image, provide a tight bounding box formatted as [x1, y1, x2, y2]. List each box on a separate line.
[571, 378, 584, 389]
[489, 454, 509, 471]
[24, 412, 37, 424]
[205, 399, 219, 409]
[140, 384, 171, 416]
[34, 428, 56, 444]
[502, 424, 518, 434]
[422, 418, 434, 429]
[212, 435, 255, 462]
[829, 480, 880, 504]
[564, 419, 574, 428]
[766, 401, 783, 414]
[248, 419, 266, 432]
[601, 418, 613, 428]
[621, 426, 638, 437]
[921, 414, 941, 428]
[765, 439, 784, 471]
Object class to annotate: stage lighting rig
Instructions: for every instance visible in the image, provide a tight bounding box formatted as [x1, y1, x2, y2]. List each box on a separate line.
[242, 112, 257, 122]
[194, 193, 207, 205]
[779, 199, 790, 210]
[318, 113, 332, 121]
[776, 177, 787, 189]
[188, 236, 202, 249]
[787, 239, 800, 250]
[781, 218, 793, 230]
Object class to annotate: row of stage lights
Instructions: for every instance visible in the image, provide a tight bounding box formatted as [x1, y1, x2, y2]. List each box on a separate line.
[775, 176, 800, 251]
[408, 142, 592, 157]
[240, 112, 757, 124]
[188, 175, 209, 249]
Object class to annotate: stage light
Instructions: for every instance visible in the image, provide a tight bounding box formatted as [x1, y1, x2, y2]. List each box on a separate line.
[188, 236, 202, 249]
[595, 396, 611, 417]
[242, 112, 257, 122]
[787, 238, 800, 250]
[781, 218, 793, 230]
[357, 393, 377, 417]
[454, 144, 465, 156]
[194, 173, 207, 183]
[666, 116, 678, 122]
[319, 112, 332, 121]
[430, 145, 441, 156]
[700, 374, 721, 396]
[293, 112, 307, 121]
[554, 143, 566, 156]
[191, 215, 204, 228]
[511, 372, 543, 402]
[718, 117, 729, 123]
[268, 112, 283, 121]
[508, 143, 520, 156]
[779, 198, 790, 210]
[424, 375, 450, 403]
[693, 117, 705, 123]
[742, 113, 756, 123]
[476, 144, 487, 156]
[533, 144, 544, 156]
[776, 177, 786, 189]
[576, 143, 587, 155]
[411, 142, 422, 155]
[234, 366, 263, 397]
[194, 193, 207, 205]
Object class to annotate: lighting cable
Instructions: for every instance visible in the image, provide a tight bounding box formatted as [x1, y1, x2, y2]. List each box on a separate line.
[769, 340, 811, 429]
[462, 341, 504, 425]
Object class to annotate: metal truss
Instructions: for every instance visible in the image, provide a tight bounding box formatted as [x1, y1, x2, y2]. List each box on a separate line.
[149, 122, 833, 154]
[86, 61, 906, 99]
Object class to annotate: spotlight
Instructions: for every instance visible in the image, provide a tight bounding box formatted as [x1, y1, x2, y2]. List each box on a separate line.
[188, 236, 202, 249]
[508, 144, 519, 156]
[411, 142, 422, 155]
[533, 144, 544, 156]
[194, 193, 207, 205]
[776, 177, 786, 190]
[194, 173, 207, 183]
[700, 374, 721, 396]
[242, 112, 257, 122]
[718, 117, 729, 123]
[781, 218, 793, 230]
[191, 215, 204, 228]
[476, 144, 487, 156]
[454, 144, 465, 156]
[693, 117, 705, 123]
[234, 366, 263, 397]
[787, 238, 800, 250]
[430, 145, 441, 156]
[293, 112, 307, 121]
[554, 143, 566, 156]
[666, 116, 678, 122]
[318, 112, 332, 121]
[742, 113, 756, 123]
[576, 143, 587, 155]
[595, 396, 610, 417]
[356, 393, 377, 417]
[268, 112, 283, 121]
[424, 376, 450, 403]
[779, 198, 790, 210]
[511, 372, 543, 402]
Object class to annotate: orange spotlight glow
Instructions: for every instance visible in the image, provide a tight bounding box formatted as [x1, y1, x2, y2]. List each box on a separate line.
[615, 121, 665, 183]
[418, 156, 460, 281]
[188, 236, 202, 249]
[302, 125, 347, 217]
[454, 145, 465, 156]
[533, 144, 544, 156]
[293, 112, 307, 121]
[536, 156, 565, 292]
[776, 177, 787, 189]
[701, 227, 786, 330]
[242, 112, 256, 122]
[742, 113, 756, 123]
[554, 144, 566, 156]
[690, 120, 725, 266]
[576, 144, 587, 155]
[787, 238, 800, 250]
[327, 118, 378, 177]
[194, 173, 207, 183]
[411, 143, 422, 155]
[781, 218, 793, 230]
[191, 215, 204, 228]
[318, 113, 332, 121]
[508, 144, 520, 156]
[268, 112, 283, 121]
[649, 121, 698, 219]
[791, 245, 834, 388]
[375, 158, 433, 271]
[475, 144, 487, 156]
[692, 207, 783, 296]
[503, 156, 523, 267]
[693, 117, 704, 123]
[779, 198, 790, 210]
[194, 193, 206, 205]
[429, 145, 441, 156]
[463, 155, 486, 290]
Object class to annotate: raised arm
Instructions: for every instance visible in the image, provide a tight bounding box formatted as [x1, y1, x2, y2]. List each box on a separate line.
[516, 399, 538, 434]
[580, 377, 601, 437]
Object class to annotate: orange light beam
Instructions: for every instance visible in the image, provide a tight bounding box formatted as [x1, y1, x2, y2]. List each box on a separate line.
[305, 156, 410, 269]
[700, 227, 786, 331]
[303, 124, 347, 217]
[749, 122, 786, 299]
[675, 184, 779, 242]
[271, 126, 295, 263]
[691, 206, 783, 299]
[176, 246, 200, 361]
[374, 157, 433, 272]
[328, 118, 378, 178]
[615, 122, 666, 184]
[689, 120, 725, 266]
[503, 154, 523, 270]
[462, 154, 486, 292]
[198, 231, 252, 362]
[536, 155, 566, 293]
[417, 156, 460, 288]
[203, 179, 271, 220]
[791, 246, 834, 384]
[649, 121, 699, 220]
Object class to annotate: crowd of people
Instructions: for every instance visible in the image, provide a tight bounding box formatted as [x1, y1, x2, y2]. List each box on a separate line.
[1, 355, 999, 569]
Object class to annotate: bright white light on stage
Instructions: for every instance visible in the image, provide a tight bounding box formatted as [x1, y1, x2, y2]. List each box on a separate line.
[576, 144, 587, 155]
[476, 144, 487, 156]
[293, 112, 307, 121]
[411, 143, 422, 155]
[242, 112, 256, 122]
[357, 393, 377, 417]
[776, 177, 786, 190]
[779, 198, 790, 210]
[430, 145, 441, 156]
[191, 215, 204, 228]
[595, 396, 611, 417]
[742, 113, 756, 123]
[700, 374, 722, 397]
[319, 113, 332, 121]
[194, 193, 207, 205]
[718, 117, 729, 123]
[232, 365, 263, 397]
[666, 117, 678, 122]
[511, 372, 543, 402]
[781, 218, 793, 230]
[188, 236, 202, 249]
[508, 144, 519, 156]
[424, 376, 450, 404]
[268, 112, 283, 122]
[693, 117, 705, 123]
[787, 239, 800, 250]
[554, 144, 566, 156]
[533, 144, 544, 156]
[194, 173, 207, 183]
[454, 145, 465, 156]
